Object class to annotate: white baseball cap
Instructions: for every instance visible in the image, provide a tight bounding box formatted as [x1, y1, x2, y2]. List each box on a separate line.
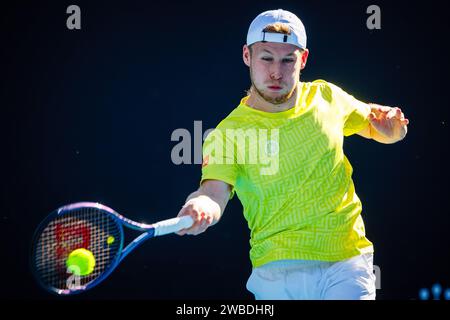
[246, 9, 307, 50]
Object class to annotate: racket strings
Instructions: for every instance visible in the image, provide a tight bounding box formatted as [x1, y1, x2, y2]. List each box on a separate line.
[33, 207, 121, 293]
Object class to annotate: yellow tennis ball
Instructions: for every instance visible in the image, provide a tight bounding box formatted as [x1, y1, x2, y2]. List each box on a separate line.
[66, 248, 96, 276]
[107, 236, 115, 245]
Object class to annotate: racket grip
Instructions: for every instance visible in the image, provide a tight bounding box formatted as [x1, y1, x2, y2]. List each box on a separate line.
[153, 215, 194, 237]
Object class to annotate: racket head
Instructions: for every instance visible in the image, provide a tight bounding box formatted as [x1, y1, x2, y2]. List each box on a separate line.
[31, 202, 125, 295]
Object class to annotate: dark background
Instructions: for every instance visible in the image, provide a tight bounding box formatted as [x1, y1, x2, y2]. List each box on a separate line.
[1, 0, 449, 300]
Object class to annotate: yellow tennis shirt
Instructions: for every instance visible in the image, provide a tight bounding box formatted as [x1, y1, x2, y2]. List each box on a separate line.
[200, 80, 374, 267]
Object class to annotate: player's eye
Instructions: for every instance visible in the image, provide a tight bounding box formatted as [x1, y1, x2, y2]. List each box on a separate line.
[282, 59, 295, 63]
[261, 57, 273, 61]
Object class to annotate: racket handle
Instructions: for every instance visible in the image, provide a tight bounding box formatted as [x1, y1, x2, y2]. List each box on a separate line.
[153, 215, 194, 237]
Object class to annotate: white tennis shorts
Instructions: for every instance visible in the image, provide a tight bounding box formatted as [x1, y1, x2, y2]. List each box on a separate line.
[246, 253, 376, 300]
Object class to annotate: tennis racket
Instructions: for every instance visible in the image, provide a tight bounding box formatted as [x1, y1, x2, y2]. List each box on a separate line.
[30, 201, 193, 295]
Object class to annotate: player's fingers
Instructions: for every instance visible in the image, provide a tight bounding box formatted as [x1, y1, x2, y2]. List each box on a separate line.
[177, 202, 213, 235]
[382, 106, 394, 120]
[198, 214, 209, 228]
[190, 210, 199, 222]
[177, 203, 211, 235]
[181, 207, 200, 222]
[380, 106, 392, 113]
[176, 208, 200, 234]
[368, 112, 378, 122]
[386, 108, 397, 120]
[186, 209, 206, 233]
[392, 107, 405, 121]
[188, 215, 212, 235]
[393, 110, 407, 124]
[194, 210, 206, 225]
[371, 108, 381, 118]
[372, 105, 390, 115]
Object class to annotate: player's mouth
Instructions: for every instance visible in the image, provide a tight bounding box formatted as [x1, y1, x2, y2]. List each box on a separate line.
[268, 85, 282, 91]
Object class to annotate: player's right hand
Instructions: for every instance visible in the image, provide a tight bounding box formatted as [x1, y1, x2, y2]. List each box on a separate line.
[175, 196, 218, 236]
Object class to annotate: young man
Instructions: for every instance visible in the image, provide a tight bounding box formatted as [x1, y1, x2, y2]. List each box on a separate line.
[176, 9, 409, 300]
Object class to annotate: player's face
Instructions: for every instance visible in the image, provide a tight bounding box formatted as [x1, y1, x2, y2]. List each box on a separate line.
[243, 42, 308, 104]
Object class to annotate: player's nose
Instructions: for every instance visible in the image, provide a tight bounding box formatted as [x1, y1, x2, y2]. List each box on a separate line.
[269, 63, 282, 80]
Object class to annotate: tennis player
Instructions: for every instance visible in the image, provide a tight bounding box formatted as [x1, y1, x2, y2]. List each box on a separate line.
[176, 9, 409, 300]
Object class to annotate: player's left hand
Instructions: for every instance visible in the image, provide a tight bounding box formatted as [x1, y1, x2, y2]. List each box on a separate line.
[368, 105, 409, 141]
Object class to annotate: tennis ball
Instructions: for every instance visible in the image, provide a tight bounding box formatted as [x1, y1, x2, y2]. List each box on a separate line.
[107, 236, 115, 245]
[66, 248, 96, 276]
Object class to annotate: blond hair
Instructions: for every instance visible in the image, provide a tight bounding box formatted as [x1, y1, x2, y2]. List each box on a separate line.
[249, 23, 303, 56]
[262, 22, 291, 35]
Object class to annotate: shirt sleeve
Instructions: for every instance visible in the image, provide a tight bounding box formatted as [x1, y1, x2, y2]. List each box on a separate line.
[328, 82, 371, 137]
[200, 128, 239, 200]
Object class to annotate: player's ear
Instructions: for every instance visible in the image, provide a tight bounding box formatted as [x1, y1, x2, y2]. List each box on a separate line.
[300, 48, 309, 70]
[243, 44, 251, 67]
